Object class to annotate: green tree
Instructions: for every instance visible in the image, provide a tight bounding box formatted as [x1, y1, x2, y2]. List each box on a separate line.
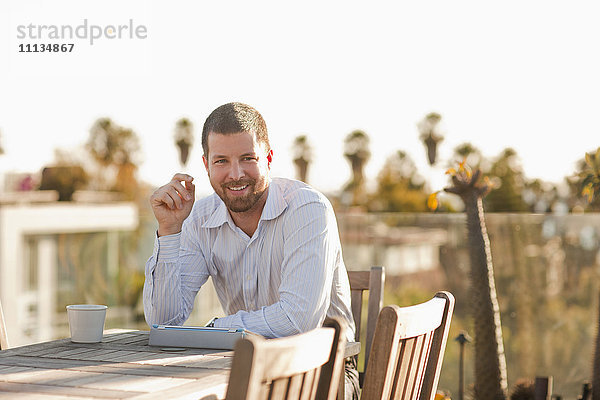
[87, 118, 140, 166]
[86, 118, 141, 200]
[292, 135, 312, 183]
[369, 150, 428, 212]
[484, 148, 528, 212]
[442, 163, 508, 400]
[568, 148, 600, 212]
[343, 130, 371, 206]
[174, 118, 194, 167]
[418, 112, 444, 166]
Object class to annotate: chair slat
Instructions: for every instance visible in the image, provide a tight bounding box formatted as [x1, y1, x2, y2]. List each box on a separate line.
[298, 371, 313, 400]
[393, 338, 415, 400]
[412, 332, 434, 399]
[302, 368, 317, 400]
[350, 291, 363, 342]
[271, 377, 290, 400]
[406, 335, 429, 400]
[365, 267, 385, 372]
[287, 374, 304, 399]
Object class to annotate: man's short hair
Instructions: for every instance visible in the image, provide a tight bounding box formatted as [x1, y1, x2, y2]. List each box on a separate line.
[202, 102, 270, 156]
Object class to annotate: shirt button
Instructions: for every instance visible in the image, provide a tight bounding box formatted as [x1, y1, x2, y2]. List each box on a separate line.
[246, 275, 251, 281]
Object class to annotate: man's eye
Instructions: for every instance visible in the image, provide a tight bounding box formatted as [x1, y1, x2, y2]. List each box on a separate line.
[214, 159, 227, 164]
[243, 157, 257, 161]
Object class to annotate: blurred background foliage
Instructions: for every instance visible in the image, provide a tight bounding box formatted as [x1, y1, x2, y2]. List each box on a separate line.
[341, 212, 600, 399]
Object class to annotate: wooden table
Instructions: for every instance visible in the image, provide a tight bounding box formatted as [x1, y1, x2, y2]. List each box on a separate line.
[0, 330, 232, 399]
[0, 330, 360, 400]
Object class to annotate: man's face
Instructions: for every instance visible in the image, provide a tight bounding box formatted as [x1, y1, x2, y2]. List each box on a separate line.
[203, 131, 272, 213]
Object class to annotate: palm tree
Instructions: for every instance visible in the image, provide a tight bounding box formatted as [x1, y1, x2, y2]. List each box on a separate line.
[174, 118, 194, 168]
[343, 130, 371, 206]
[87, 118, 141, 167]
[292, 135, 312, 183]
[443, 162, 508, 400]
[418, 112, 444, 165]
[86, 118, 141, 198]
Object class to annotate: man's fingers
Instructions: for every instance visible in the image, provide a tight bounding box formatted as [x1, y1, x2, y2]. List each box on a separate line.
[171, 174, 194, 201]
[171, 173, 194, 184]
[150, 174, 195, 212]
[151, 186, 182, 210]
[164, 186, 184, 209]
[171, 180, 192, 201]
[152, 190, 175, 209]
[184, 180, 195, 199]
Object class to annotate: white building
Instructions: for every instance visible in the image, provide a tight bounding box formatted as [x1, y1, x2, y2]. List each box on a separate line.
[0, 191, 138, 347]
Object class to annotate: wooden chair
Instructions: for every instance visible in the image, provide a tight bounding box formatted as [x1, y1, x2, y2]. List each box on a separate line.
[360, 291, 455, 400]
[225, 317, 347, 400]
[0, 298, 8, 350]
[348, 266, 385, 383]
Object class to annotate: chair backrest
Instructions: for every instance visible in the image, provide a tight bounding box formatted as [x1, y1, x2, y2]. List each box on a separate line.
[361, 291, 455, 400]
[0, 298, 8, 350]
[348, 266, 385, 379]
[225, 318, 347, 400]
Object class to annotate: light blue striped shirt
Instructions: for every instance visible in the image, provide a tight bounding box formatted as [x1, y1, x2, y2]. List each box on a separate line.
[143, 178, 355, 341]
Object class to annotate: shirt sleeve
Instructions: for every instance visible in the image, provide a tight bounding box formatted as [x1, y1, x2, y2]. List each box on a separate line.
[214, 201, 338, 338]
[143, 223, 210, 327]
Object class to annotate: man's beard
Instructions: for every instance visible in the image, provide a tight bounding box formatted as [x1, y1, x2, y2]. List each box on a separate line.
[213, 177, 268, 213]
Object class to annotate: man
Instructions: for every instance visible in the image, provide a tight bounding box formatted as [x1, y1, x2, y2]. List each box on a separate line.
[143, 102, 359, 398]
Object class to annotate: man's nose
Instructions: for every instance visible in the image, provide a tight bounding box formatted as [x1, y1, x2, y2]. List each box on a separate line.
[228, 161, 244, 180]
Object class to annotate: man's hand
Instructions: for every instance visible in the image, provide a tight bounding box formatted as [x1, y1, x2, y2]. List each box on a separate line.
[150, 173, 196, 236]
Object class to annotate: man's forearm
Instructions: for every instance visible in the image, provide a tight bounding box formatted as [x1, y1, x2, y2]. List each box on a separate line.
[143, 259, 187, 326]
[213, 295, 328, 338]
[143, 228, 210, 328]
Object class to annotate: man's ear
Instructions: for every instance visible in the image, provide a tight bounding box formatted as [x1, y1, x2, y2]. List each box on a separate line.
[202, 155, 209, 172]
[266, 150, 273, 168]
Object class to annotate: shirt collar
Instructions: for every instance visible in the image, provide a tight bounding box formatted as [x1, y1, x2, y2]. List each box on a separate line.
[260, 180, 287, 221]
[201, 180, 288, 229]
[202, 197, 230, 229]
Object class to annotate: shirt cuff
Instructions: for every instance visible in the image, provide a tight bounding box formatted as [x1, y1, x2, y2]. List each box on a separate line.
[156, 232, 181, 263]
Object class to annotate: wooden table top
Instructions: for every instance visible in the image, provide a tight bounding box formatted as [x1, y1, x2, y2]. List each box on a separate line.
[0, 330, 232, 399]
[0, 330, 360, 400]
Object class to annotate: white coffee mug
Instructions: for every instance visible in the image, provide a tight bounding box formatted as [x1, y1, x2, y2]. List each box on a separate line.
[66, 304, 107, 343]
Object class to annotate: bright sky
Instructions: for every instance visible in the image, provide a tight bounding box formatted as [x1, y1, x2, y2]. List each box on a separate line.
[1, 0, 599, 197]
